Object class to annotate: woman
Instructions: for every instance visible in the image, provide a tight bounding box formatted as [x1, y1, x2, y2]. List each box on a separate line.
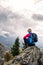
[23, 28, 35, 48]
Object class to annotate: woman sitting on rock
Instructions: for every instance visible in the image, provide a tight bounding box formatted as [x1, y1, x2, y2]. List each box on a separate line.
[23, 28, 38, 48]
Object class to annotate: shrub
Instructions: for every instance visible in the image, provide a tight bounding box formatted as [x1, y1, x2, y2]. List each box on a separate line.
[4, 52, 13, 61]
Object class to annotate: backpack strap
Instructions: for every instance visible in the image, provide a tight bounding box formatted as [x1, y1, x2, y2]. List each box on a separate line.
[29, 33, 33, 43]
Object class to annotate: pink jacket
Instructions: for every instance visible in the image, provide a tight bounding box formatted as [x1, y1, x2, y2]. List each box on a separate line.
[23, 34, 30, 39]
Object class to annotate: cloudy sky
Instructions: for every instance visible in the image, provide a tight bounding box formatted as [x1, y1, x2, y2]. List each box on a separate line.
[0, 0, 43, 48]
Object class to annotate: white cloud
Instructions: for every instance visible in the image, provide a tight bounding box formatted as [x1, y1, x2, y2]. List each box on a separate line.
[0, 6, 38, 38]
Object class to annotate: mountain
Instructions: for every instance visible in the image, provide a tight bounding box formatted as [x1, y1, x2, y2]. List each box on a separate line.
[7, 46, 43, 65]
[0, 34, 15, 50]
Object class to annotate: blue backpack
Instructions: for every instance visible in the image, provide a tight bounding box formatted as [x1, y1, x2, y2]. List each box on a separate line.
[32, 33, 38, 42]
[28, 33, 33, 44]
[24, 33, 38, 44]
[27, 33, 38, 44]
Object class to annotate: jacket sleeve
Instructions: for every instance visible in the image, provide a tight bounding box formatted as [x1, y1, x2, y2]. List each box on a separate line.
[23, 34, 30, 39]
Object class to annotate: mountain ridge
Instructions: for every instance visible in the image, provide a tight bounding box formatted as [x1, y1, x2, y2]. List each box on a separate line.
[7, 46, 43, 65]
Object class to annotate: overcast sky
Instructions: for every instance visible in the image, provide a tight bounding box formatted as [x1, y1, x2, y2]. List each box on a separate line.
[0, 0, 43, 48]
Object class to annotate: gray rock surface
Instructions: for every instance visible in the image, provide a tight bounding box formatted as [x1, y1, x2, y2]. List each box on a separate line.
[0, 43, 5, 65]
[7, 46, 43, 65]
[0, 43, 6, 58]
[0, 58, 4, 65]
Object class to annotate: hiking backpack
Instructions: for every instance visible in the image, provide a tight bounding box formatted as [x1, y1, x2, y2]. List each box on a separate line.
[24, 33, 38, 44]
[32, 33, 38, 42]
[27, 33, 38, 44]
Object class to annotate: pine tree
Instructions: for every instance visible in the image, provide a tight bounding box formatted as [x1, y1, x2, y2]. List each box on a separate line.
[11, 37, 20, 56]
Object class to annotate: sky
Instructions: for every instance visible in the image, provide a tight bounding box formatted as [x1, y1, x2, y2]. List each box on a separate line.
[0, 0, 43, 48]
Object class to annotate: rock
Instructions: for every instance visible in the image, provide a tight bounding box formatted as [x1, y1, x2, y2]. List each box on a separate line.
[0, 43, 6, 65]
[7, 46, 43, 65]
[0, 43, 6, 58]
[0, 58, 4, 65]
[38, 53, 43, 65]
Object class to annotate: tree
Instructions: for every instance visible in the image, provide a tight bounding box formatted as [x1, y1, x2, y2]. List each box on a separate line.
[11, 37, 20, 56]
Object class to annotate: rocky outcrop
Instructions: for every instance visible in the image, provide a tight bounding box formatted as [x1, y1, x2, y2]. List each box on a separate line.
[7, 46, 43, 65]
[0, 43, 6, 58]
[0, 58, 4, 65]
[0, 43, 6, 65]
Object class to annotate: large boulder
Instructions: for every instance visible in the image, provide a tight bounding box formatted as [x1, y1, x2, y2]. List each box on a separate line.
[7, 46, 43, 65]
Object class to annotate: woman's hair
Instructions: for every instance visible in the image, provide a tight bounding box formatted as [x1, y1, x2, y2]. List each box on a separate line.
[27, 28, 32, 33]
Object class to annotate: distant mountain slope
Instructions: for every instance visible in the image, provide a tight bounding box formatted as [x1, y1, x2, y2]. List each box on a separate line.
[0, 34, 15, 50]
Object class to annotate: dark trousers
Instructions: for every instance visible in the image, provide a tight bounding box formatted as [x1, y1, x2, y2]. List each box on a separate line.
[24, 38, 35, 48]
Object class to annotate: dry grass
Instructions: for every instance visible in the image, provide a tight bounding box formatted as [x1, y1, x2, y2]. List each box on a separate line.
[4, 62, 21, 65]
[16, 63, 21, 65]
[4, 62, 8, 65]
